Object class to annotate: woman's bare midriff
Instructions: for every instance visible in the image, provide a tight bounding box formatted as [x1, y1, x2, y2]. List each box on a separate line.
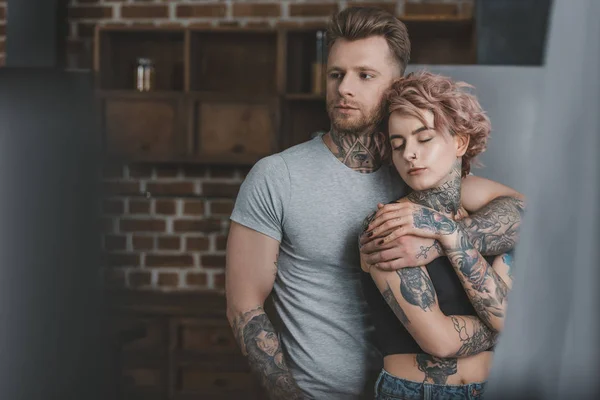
[383, 352, 493, 385]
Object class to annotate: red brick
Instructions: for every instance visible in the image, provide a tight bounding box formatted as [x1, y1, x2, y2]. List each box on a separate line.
[403, 2, 458, 17]
[213, 272, 225, 289]
[106, 253, 140, 267]
[77, 0, 101, 3]
[201, 255, 226, 268]
[128, 164, 153, 178]
[145, 254, 194, 268]
[68, 6, 113, 19]
[103, 268, 126, 289]
[129, 271, 152, 288]
[0, 56, 5, 67]
[186, 272, 207, 287]
[0, 24, 6, 36]
[157, 236, 181, 250]
[211, 201, 234, 216]
[183, 165, 207, 178]
[347, 2, 396, 15]
[158, 272, 179, 287]
[155, 165, 180, 178]
[132, 235, 154, 250]
[129, 199, 151, 214]
[176, 4, 227, 18]
[215, 235, 227, 251]
[209, 166, 237, 179]
[146, 182, 196, 196]
[289, 3, 338, 17]
[183, 200, 205, 216]
[0, 39, 4, 53]
[103, 199, 124, 214]
[66, 38, 83, 53]
[186, 237, 210, 251]
[104, 181, 140, 196]
[232, 3, 280, 17]
[174, 219, 221, 233]
[104, 235, 127, 251]
[100, 218, 115, 233]
[120, 219, 166, 232]
[202, 183, 240, 198]
[102, 164, 124, 179]
[77, 22, 96, 38]
[121, 5, 169, 19]
[155, 200, 176, 215]
[0, 6, 5, 20]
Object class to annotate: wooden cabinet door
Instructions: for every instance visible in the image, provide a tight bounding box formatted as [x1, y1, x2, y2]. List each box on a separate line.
[101, 92, 187, 161]
[189, 93, 279, 164]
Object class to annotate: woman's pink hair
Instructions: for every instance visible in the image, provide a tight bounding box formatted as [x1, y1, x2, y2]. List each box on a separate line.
[385, 71, 491, 177]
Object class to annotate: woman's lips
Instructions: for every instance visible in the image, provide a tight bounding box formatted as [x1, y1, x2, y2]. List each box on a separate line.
[407, 167, 427, 175]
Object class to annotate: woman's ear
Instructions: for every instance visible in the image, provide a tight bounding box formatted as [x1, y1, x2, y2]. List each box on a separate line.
[455, 134, 470, 157]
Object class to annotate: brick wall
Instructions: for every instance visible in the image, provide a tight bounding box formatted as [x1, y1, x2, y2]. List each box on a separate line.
[102, 163, 249, 292]
[2, 0, 473, 292]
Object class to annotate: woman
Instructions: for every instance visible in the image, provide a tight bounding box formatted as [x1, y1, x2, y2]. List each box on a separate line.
[359, 71, 515, 399]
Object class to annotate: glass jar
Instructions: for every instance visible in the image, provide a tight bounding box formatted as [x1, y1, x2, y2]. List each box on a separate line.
[135, 58, 155, 92]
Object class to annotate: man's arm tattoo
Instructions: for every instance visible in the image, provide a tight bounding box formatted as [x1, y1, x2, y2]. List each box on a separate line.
[416, 354, 458, 384]
[382, 282, 411, 325]
[397, 267, 437, 311]
[502, 250, 515, 279]
[446, 230, 510, 330]
[459, 196, 525, 255]
[232, 307, 303, 400]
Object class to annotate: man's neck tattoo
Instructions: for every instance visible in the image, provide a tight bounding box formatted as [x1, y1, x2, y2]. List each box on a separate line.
[329, 129, 390, 173]
[407, 159, 462, 215]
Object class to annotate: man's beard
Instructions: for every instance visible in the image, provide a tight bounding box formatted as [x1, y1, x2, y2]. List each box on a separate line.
[327, 99, 385, 136]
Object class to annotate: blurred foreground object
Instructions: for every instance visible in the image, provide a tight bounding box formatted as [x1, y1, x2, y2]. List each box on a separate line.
[486, 0, 600, 398]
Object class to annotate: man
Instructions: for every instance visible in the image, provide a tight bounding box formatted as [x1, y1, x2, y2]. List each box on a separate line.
[226, 7, 524, 400]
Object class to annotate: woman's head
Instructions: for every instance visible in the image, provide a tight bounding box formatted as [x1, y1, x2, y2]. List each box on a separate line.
[385, 71, 491, 191]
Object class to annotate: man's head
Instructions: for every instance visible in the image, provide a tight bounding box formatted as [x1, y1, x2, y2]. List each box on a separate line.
[325, 7, 411, 136]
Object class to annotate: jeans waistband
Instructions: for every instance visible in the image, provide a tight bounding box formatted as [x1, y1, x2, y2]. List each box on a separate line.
[375, 368, 487, 400]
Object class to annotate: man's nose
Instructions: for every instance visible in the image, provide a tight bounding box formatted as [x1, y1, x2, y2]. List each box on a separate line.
[337, 74, 355, 98]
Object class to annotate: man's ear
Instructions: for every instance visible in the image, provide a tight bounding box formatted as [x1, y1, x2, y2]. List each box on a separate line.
[455, 134, 470, 157]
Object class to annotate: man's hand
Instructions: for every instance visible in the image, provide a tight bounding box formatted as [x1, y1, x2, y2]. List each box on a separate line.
[360, 234, 443, 271]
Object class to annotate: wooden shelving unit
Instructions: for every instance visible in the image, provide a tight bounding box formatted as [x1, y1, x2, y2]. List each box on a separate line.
[94, 17, 475, 165]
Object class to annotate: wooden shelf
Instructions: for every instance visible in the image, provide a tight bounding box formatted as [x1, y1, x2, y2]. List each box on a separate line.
[284, 93, 325, 101]
[95, 23, 476, 165]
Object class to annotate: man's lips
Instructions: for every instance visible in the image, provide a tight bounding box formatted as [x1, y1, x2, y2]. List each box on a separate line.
[335, 104, 358, 110]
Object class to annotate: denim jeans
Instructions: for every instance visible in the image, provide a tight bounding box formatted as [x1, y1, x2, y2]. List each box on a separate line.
[374, 369, 486, 400]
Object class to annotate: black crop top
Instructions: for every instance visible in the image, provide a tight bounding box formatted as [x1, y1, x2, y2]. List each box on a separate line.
[361, 255, 496, 356]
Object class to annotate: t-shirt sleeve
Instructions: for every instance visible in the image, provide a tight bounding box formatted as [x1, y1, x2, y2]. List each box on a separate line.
[230, 155, 290, 242]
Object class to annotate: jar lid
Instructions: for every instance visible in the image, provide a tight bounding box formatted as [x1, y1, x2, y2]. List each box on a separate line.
[137, 58, 153, 65]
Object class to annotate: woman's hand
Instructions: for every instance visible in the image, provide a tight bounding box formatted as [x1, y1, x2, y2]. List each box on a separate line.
[360, 202, 459, 247]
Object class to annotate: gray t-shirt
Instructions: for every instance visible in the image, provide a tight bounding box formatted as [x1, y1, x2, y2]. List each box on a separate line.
[230, 134, 407, 399]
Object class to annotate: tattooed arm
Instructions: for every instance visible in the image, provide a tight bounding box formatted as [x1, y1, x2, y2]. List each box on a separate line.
[440, 227, 515, 332]
[459, 175, 526, 256]
[226, 222, 304, 400]
[360, 177, 525, 270]
[365, 263, 497, 359]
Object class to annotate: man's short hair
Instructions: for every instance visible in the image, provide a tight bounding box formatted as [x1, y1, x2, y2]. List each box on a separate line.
[326, 6, 411, 75]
